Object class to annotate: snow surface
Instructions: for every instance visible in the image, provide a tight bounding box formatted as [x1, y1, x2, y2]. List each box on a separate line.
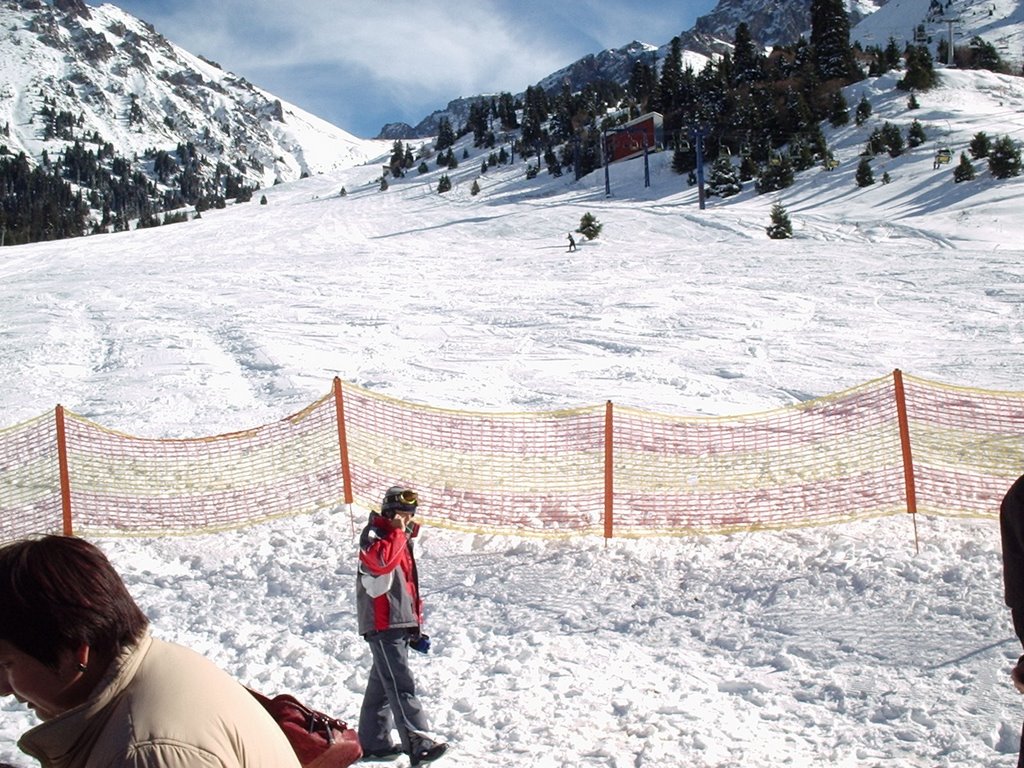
[1, 68, 1024, 766]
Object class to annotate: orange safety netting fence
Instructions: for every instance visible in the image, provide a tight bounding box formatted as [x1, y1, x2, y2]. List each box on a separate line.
[0, 371, 1022, 542]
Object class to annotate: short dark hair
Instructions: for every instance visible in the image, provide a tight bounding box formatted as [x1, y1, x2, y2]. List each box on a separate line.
[0, 536, 148, 667]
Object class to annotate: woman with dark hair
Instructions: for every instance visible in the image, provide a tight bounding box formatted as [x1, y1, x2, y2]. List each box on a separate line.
[0, 535, 300, 768]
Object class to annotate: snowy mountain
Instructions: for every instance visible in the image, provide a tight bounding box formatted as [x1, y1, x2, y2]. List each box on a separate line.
[687, 0, 888, 52]
[0, 0, 377, 190]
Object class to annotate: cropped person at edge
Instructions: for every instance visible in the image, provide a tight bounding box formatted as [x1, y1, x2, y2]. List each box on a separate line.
[1002, 473, 1024, 768]
[0, 535, 300, 768]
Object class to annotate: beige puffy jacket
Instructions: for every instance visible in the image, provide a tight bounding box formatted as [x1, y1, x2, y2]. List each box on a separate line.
[18, 633, 301, 768]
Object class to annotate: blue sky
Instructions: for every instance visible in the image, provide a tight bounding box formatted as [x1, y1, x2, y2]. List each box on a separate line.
[110, 0, 718, 138]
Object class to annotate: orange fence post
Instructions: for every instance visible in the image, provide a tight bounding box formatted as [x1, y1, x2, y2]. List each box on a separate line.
[604, 400, 614, 540]
[893, 369, 920, 552]
[333, 377, 353, 505]
[54, 405, 73, 536]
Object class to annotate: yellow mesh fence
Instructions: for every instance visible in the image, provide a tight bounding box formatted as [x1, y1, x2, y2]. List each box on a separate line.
[60, 393, 344, 537]
[902, 374, 1024, 518]
[0, 373, 1021, 542]
[0, 412, 62, 541]
[611, 376, 907, 536]
[340, 384, 607, 536]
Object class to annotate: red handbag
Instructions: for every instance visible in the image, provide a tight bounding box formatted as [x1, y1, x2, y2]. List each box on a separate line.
[247, 688, 363, 768]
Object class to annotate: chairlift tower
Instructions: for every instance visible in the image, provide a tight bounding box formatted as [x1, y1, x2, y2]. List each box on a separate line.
[941, 16, 959, 65]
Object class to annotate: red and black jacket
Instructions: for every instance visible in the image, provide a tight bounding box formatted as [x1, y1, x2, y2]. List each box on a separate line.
[356, 512, 423, 635]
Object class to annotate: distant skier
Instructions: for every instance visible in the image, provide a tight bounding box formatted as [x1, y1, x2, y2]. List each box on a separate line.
[1000, 472, 1024, 767]
[566, 232, 577, 252]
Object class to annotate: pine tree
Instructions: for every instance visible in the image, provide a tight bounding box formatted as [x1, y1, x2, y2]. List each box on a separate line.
[828, 90, 849, 127]
[389, 141, 405, 178]
[963, 36, 1006, 72]
[810, 0, 858, 81]
[907, 120, 927, 148]
[436, 117, 456, 151]
[731, 23, 764, 85]
[626, 59, 658, 116]
[988, 135, 1022, 178]
[577, 212, 602, 240]
[953, 152, 975, 183]
[657, 37, 685, 125]
[855, 157, 874, 187]
[899, 46, 938, 91]
[766, 203, 793, 239]
[671, 141, 696, 174]
[437, 174, 452, 193]
[706, 155, 743, 198]
[881, 122, 905, 157]
[969, 132, 991, 159]
[855, 95, 872, 126]
[756, 154, 795, 193]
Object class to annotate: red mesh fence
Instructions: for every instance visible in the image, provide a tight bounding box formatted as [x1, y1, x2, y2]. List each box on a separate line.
[0, 372, 1021, 542]
[60, 394, 344, 537]
[902, 374, 1024, 518]
[0, 413, 62, 541]
[610, 376, 908, 535]
[340, 385, 608, 535]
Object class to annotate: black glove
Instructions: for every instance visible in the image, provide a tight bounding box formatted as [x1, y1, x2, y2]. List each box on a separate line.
[409, 632, 431, 654]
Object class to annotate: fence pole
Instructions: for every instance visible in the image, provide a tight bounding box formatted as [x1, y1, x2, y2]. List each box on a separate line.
[604, 400, 614, 540]
[55, 405, 73, 536]
[893, 369, 920, 553]
[332, 378, 355, 535]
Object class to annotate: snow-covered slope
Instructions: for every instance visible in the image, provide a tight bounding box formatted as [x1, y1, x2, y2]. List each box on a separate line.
[853, 0, 1024, 64]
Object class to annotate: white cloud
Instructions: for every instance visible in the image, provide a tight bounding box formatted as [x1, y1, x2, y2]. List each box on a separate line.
[137, 0, 575, 98]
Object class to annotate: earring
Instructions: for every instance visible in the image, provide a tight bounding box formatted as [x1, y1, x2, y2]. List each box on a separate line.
[77, 663, 88, 672]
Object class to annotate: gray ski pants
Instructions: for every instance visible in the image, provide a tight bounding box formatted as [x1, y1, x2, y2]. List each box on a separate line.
[358, 628, 431, 754]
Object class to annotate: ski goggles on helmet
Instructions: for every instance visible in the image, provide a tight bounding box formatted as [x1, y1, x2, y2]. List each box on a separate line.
[381, 487, 418, 517]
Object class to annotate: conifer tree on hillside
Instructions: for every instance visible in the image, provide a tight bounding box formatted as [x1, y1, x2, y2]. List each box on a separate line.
[855, 157, 874, 187]
[969, 131, 991, 159]
[766, 202, 793, 239]
[959, 36, 1006, 72]
[855, 95, 873, 125]
[756, 153, 795, 193]
[706, 155, 743, 198]
[497, 92, 519, 130]
[626, 58, 658, 116]
[577, 212, 602, 240]
[731, 22, 765, 85]
[671, 141, 696, 174]
[898, 46, 938, 91]
[656, 37, 686, 131]
[520, 85, 549, 146]
[828, 90, 849, 127]
[953, 152, 975, 183]
[810, 0, 859, 81]
[436, 117, 456, 152]
[907, 120, 927, 148]
[988, 135, 1022, 178]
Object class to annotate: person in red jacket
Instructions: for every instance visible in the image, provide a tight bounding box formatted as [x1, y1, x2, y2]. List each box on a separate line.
[356, 486, 447, 767]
